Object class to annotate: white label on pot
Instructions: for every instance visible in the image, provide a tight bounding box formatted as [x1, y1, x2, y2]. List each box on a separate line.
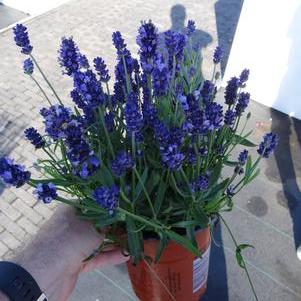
[192, 246, 211, 293]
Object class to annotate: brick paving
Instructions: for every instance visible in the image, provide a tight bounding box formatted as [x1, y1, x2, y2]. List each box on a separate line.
[2, 1, 301, 301]
[0, 0, 236, 259]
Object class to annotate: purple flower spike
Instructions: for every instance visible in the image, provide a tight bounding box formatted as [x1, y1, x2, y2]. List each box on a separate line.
[213, 46, 223, 64]
[257, 133, 279, 158]
[34, 183, 57, 204]
[93, 185, 119, 215]
[13, 24, 33, 54]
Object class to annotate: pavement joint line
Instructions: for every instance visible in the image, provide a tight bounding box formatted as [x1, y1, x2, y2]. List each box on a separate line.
[223, 245, 301, 299]
[94, 269, 136, 301]
[235, 205, 300, 245]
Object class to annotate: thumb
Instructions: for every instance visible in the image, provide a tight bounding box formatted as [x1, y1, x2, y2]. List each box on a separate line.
[81, 248, 129, 273]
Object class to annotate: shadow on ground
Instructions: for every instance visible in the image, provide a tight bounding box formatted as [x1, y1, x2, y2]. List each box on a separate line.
[0, 114, 26, 195]
[214, 0, 244, 75]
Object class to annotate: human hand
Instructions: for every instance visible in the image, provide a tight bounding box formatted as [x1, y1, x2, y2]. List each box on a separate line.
[9, 205, 128, 301]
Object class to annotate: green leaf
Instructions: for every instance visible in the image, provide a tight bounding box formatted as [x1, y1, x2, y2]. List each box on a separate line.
[238, 243, 255, 251]
[186, 224, 198, 247]
[154, 178, 167, 214]
[166, 230, 200, 257]
[126, 217, 143, 264]
[192, 204, 209, 228]
[235, 249, 245, 268]
[98, 164, 114, 186]
[234, 134, 257, 147]
[155, 232, 168, 262]
[146, 171, 160, 196]
[243, 156, 252, 184]
[209, 159, 223, 186]
[203, 178, 230, 202]
[235, 243, 254, 268]
[96, 213, 121, 228]
[171, 220, 200, 228]
[225, 160, 238, 167]
[246, 168, 260, 184]
[134, 167, 149, 203]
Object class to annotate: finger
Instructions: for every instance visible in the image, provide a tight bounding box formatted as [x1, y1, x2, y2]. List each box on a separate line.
[81, 249, 129, 273]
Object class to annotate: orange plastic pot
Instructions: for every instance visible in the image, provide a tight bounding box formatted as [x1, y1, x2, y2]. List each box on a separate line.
[127, 227, 211, 301]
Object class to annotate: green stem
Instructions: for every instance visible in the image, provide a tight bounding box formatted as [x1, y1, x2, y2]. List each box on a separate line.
[171, 173, 190, 198]
[205, 131, 214, 170]
[59, 140, 71, 172]
[234, 156, 262, 192]
[118, 207, 164, 230]
[105, 82, 113, 111]
[99, 108, 115, 158]
[29, 75, 52, 106]
[133, 167, 156, 219]
[121, 55, 131, 94]
[30, 54, 63, 105]
[219, 214, 259, 301]
[179, 167, 195, 202]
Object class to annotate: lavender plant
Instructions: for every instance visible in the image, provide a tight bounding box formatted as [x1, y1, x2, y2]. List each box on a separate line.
[2, 21, 278, 299]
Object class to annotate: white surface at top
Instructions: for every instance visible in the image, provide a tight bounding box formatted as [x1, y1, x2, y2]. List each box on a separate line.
[224, 0, 301, 119]
[2, 0, 70, 16]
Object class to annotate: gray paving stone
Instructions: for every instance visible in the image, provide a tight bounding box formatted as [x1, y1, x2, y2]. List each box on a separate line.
[0, 0, 300, 300]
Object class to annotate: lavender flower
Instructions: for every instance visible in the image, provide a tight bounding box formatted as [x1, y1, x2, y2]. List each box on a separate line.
[24, 127, 45, 149]
[160, 144, 185, 170]
[152, 54, 169, 97]
[191, 174, 209, 192]
[93, 185, 119, 215]
[213, 46, 223, 64]
[177, 94, 189, 111]
[235, 92, 250, 116]
[226, 185, 235, 197]
[187, 146, 197, 165]
[114, 49, 137, 88]
[186, 93, 204, 133]
[239, 69, 250, 86]
[40, 105, 73, 140]
[93, 57, 110, 82]
[164, 30, 187, 70]
[187, 20, 196, 36]
[0, 157, 30, 187]
[78, 156, 100, 179]
[111, 151, 134, 177]
[224, 109, 235, 126]
[58, 37, 86, 76]
[70, 89, 85, 109]
[257, 133, 279, 158]
[112, 31, 127, 55]
[73, 70, 104, 108]
[67, 140, 91, 167]
[238, 150, 248, 165]
[112, 81, 125, 104]
[62, 119, 93, 167]
[142, 100, 157, 127]
[200, 80, 215, 104]
[13, 24, 32, 54]
[78, 54, 89, 69]
[136, 20, 158, 73]
[125, 92, 143, 136]
[105, 112, 115, 132]
[153, 119, 170, 146]
[235, 149, 249, 174]
[34, 183, 57, 203]
[225, 77, 240, 105]
[204, 102, 223, 131]
[23, 58, 34, 75]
